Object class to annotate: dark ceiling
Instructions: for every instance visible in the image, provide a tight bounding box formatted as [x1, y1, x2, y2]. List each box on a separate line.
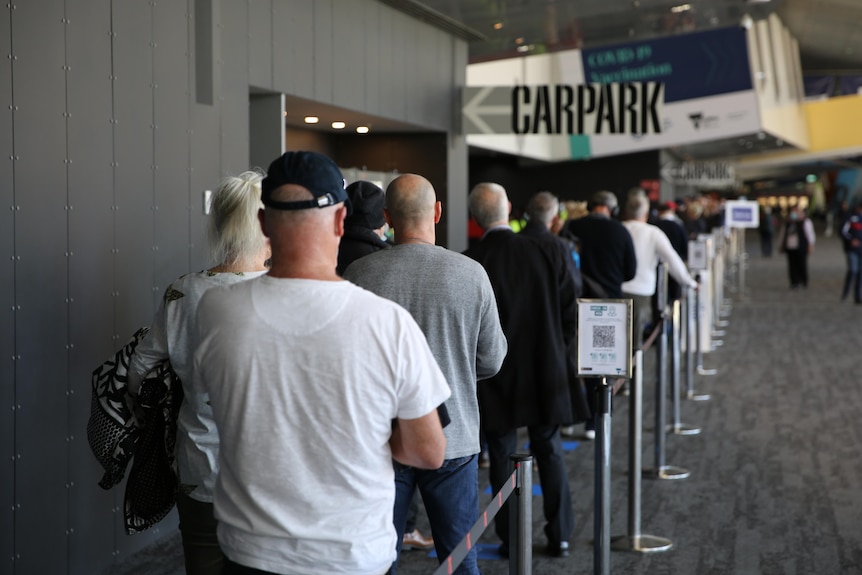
[384, 0, 862, 72]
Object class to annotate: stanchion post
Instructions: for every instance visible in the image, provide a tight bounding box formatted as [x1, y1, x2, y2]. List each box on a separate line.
[508, 454, 533, 575]
[695, 274, 717, 376]
[594, 378, 612, 575]
[737, 227, 747, 300]
[654, 266, 669, 472]
[685, 285, 710, 401]
[644, 270, 690, 481]
[611, 351, 672, 553]
[669, 298, 701, 435]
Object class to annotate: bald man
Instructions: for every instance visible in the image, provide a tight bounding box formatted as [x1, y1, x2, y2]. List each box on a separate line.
[344, 174, 507, 575]
[193, 153, 450, 575]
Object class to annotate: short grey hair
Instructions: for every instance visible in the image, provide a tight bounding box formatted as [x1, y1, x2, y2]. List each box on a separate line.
[625, 189, 650, 220]
[469, 182, 509, 229]
[590, 190, 618, 212]
[526, 191, 559, 225]
[207, 169, 267, 266]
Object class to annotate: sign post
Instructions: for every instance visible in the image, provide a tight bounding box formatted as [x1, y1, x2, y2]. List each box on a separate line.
[578, 299, 632, 575]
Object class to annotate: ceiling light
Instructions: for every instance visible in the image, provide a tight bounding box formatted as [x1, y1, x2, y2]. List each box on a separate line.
[493, 22, 504, 30]
[331, 121, 346, 129]
[516, 45, 530, 53]
[304, 116, 319, 124]
[515, 37, 524, 45]
[356, 126, 370, 134]
[670, 4, 691, 13]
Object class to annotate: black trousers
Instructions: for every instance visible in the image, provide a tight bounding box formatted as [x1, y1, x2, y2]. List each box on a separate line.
[485, 425, 574, 547]
[786, 249, 808, 287]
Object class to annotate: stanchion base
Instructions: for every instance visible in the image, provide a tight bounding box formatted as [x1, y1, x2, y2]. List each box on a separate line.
[712, 330, 726, 337]
[711, 341, 724, 348]
[685, 391, 711, 401]
[643, 465, 691, 480]
[697, 367, 718, 376]
[716, 320, 729, 327]
[610, 534, 673, 553]
[667, 422, 702, 435]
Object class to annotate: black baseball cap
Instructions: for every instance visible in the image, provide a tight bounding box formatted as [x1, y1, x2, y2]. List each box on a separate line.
[261, 151, 349, 211]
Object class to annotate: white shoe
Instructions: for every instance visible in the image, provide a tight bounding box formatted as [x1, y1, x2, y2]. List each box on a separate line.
[583, 429, 596, 440]
[560, 425, 577, 437]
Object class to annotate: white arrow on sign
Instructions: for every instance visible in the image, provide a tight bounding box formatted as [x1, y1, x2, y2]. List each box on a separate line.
[463, 86, 511, 135]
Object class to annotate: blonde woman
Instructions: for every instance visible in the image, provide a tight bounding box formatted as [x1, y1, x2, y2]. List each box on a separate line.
[129, 170, 270, 575]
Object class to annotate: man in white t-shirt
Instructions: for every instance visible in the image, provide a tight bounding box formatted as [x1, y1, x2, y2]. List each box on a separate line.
[193, 151, 450, 575]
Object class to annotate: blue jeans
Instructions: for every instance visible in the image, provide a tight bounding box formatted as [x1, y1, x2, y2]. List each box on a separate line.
[844, 251, 862, 302]
[391, 455, 480, 575]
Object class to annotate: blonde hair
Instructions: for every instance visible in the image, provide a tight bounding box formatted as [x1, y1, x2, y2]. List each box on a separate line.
[207, 169, 267, 266]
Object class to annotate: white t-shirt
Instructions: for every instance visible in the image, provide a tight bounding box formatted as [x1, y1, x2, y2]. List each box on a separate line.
[193, 275, 451, 575]
[622, 220, 697, 296]
[129, 270, 267, 502]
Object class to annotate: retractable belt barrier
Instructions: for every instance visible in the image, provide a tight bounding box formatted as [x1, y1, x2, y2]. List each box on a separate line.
[644, 263, 690, 481]
[669, 296, 702, 435]
[432, 454, 533, 575]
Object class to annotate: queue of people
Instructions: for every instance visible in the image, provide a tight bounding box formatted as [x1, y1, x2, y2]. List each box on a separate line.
[118, 148, 833, 575]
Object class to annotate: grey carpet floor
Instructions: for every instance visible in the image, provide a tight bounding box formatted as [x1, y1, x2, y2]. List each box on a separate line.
[112, 229, 862, 575]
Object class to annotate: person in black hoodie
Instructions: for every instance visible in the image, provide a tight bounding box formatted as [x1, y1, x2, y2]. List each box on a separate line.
[336, 180, 391, 276]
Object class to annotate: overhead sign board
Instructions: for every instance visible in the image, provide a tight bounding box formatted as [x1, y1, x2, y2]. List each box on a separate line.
[581, 26, 753, 103]
[462, 82, 664, 135]
[661, 162, 736, 188]
[464, 26, 760, 161]
[725, 200, 760, 228]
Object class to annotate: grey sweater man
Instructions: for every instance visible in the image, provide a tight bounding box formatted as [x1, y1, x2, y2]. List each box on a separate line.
[344, 243, 507, 459]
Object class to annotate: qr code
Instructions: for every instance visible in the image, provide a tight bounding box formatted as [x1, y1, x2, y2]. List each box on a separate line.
[592, 325, 615, 349]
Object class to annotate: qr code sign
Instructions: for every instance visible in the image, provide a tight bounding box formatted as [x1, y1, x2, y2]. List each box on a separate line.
[592, 325, 615, 349]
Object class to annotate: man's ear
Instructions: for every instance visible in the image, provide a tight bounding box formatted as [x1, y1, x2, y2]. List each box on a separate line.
[434, 201, 442, 224]
[335, 205, 347, 238]
[258, 208, 270, 238]
[383, 208, 393, 228]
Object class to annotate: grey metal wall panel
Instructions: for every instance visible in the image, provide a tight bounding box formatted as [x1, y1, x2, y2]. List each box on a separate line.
[189, 103, 222, 269]
[312, 0, 333, 103]
[12, 1, 70, 572]
[221, 0, 251, 175]
[446, 39, 469, 252]
[112, 2, 156, 341]
[65, 1, 118, 571]
[362, 2, 382, 118]
[406, 23, 435, 125]
[375, 7, 400, 121]
[0, 4, 14, 574]
[154, 0, 193, 294]
[248, 0, 272, 89]
[433, 34, 455, 129]
[332, 1, 365, 111]
[274, 0, 314, 99]
[250, 93, 285, 171]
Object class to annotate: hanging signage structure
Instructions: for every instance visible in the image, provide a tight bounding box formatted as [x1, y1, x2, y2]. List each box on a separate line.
[577, 299, 633, 378]
[725, 200, 760, 228]
[462, 82, 664, 135]
[660, 161, 736, 188]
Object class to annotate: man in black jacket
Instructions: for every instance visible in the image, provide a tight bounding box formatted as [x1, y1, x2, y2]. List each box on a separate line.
[564, 191, 637, 299]
[464, 182, 576, 559]
[563, 190, 637, 430]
